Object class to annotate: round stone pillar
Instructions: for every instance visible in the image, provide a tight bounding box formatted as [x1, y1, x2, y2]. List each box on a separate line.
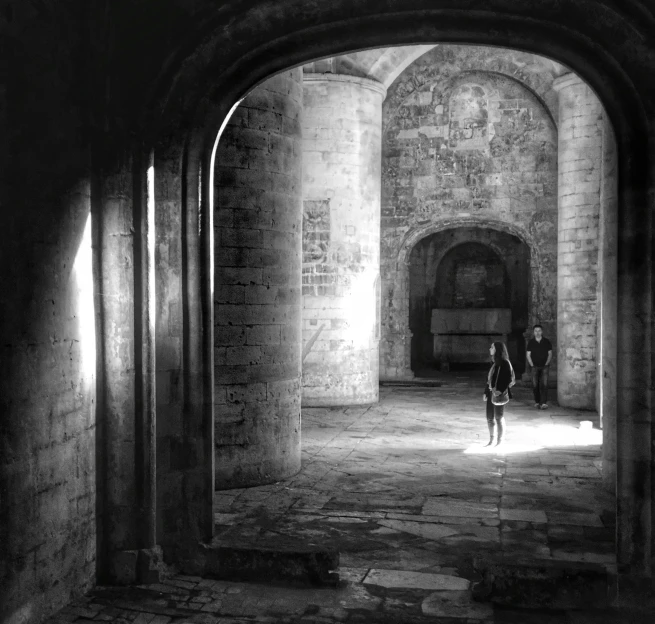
[213, 68, 303, 488]
[301, 73, 386, 406]
[553, 73, 603, 409]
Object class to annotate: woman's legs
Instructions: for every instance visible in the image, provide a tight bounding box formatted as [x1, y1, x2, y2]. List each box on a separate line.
[485, 398, 496, 445]
[495, 404, 505, 445]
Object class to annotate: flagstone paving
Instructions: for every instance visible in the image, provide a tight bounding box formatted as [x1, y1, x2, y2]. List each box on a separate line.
[45, 383, 655, 623]
[213, 384, 615, 572]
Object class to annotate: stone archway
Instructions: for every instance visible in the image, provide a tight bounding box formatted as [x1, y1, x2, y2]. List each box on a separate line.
[384, 218, 542, 380]
[408, 232, 531, 375]
[133, 0, 651, 583]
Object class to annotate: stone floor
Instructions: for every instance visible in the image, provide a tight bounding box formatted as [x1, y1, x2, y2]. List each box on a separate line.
[47, 383, 654, 623]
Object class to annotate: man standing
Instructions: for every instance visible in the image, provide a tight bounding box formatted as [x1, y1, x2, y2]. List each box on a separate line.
[526, 324, 553, 409]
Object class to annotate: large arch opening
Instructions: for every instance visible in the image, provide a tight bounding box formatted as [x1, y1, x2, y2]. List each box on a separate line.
[181, 41, 622, 599]
[140, 0, 650, 601]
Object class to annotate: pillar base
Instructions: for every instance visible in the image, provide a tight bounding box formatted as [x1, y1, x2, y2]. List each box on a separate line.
[379, 368, 415, 383]
[302, 393, 379, 408]
[215, 449, 301, 490]
[108, 546, 165, 585]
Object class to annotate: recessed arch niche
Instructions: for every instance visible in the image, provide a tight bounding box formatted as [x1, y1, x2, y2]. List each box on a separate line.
[408, 226, 530, 374]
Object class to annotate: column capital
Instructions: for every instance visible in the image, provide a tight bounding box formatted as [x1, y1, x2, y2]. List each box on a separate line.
[303, 72, 387, 98]
[552, 71, 587, 93]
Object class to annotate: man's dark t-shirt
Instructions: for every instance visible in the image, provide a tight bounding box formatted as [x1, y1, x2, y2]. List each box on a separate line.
[527, 337, 552, 367]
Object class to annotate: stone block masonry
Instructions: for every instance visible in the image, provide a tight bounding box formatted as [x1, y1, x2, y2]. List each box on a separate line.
[301, 73, 386, 406]
[380, 46, 559, 379]
[553, 73, 604, 410]
[0, 179, 97, 624]
[213, 68, 303, 489]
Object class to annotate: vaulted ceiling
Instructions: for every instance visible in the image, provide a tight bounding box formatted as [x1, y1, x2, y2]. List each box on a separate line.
[303, 45, 567, 90]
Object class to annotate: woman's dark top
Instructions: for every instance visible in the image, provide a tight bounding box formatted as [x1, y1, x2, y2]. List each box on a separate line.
[485, 360, 513, 398]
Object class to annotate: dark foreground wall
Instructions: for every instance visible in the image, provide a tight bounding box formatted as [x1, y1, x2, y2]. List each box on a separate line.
[0, 3, 97, 622]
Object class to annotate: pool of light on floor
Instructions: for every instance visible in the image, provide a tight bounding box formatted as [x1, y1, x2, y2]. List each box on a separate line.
[463, 422, 602, 455]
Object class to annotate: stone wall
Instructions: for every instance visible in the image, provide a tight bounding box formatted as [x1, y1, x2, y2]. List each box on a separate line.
[0, 183, 97, 624]
[213, 69, 303, 488]
[0, 5, 97, 622]
[436, 243, 507, 309]
[380, 46, 558, 379]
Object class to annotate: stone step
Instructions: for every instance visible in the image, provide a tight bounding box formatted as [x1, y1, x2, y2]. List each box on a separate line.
[471, 555, 612, 609]
[197, 538, 340, 586]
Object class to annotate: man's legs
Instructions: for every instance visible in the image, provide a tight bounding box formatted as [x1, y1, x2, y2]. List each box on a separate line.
[531, 366, 542, 405]
[540, 366, 550, 406]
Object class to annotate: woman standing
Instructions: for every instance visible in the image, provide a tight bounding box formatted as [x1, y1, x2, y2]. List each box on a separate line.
[482, 341, 515, 447]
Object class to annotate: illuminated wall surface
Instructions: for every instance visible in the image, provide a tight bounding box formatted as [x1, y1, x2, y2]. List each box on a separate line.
[301, 74, 385, 406]
[554, 73, 606, 410]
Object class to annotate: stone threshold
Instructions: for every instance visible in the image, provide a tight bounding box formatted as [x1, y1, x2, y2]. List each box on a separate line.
[195, 538, 340, 586]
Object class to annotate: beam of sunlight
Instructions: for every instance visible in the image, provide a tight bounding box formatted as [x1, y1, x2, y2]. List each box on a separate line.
[536, 421, 602, 447]
[72, 211, 96, 378]
[342, 269, 377, 346]
[210, 97, 244, 302]
[147, 163, 156, 336]
[463, 420, 602, 455]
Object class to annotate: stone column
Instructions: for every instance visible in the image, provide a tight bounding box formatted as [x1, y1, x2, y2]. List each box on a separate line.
[154, 136, 214, 555]
[597, 115, 618, 491]
[213, 69, 303, 489]
[95, 155, 160, 583]
[553, 73, 602, 409]
[301, 73, 386, 406]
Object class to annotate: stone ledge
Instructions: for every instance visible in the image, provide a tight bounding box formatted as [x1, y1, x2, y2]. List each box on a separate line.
[471, 555, 611, 609]
[197, 540, 340, 586]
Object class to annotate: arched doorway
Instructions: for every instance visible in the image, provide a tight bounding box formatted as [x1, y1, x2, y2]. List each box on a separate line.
[409, 229, 531, 376]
